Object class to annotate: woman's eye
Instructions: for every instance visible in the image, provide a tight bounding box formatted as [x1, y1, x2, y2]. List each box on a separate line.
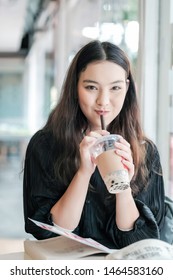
[111, 86, 122, 91]
[85, 85, 97, 90]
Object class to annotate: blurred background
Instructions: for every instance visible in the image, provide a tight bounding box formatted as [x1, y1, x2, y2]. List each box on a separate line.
[0, 0, 172, 240]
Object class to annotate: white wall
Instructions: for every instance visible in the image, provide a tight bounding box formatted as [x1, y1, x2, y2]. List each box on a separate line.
[138, 0, 172, 193]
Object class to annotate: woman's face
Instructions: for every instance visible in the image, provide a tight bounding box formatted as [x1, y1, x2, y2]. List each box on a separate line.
[77, 61, 129, 130]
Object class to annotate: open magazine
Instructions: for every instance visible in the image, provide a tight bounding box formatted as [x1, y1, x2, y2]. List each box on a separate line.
[28, 218, 113, 253]
[25, 218, 173, 260]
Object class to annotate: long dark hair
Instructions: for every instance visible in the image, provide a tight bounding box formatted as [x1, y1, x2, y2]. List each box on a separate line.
[44, 40, 148, 194]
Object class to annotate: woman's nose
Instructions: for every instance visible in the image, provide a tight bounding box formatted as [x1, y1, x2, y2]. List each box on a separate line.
[96, 91, 109, 106]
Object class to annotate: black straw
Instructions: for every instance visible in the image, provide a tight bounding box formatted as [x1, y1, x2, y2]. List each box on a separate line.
[100, 115, 106, 130]
[100, 114, 108, 151]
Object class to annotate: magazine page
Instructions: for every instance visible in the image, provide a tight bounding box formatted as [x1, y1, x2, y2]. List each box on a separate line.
[24, 236, 107, 260]
[29, 218, 114, 254]
[106, 238, 173, 260]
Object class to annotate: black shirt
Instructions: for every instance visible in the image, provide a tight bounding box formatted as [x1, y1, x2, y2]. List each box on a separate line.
[23, 130, 165, 249]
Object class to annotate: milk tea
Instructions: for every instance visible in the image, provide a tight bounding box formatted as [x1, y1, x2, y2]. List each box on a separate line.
[90, 135, 130, 193]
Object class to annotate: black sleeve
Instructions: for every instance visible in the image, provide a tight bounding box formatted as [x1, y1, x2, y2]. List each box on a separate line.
[106, 141, 165, 248]
[23, 130, 65, 240]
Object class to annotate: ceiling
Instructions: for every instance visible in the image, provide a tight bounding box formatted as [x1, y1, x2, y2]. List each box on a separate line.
[0, 0, 59, 54]
[0, 0, 136, 55]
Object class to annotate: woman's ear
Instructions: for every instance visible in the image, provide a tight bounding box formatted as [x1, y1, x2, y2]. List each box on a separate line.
[126, 79, 130, 92]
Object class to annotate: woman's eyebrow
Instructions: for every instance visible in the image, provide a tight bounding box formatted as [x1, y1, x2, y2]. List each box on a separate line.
[110, 80, 125, 84]
[83, 79, 98, 84]
[83, 79, 125, 84]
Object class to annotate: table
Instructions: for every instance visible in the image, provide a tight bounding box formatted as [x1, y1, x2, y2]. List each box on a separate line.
[0, 238, 31, 260]
[0, 238, 105, 260]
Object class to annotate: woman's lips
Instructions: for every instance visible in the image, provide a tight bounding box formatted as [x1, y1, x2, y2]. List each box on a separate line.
[95, 110, 109, 115]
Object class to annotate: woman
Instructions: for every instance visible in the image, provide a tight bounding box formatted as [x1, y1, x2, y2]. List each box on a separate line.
[23, 40, 165, 249]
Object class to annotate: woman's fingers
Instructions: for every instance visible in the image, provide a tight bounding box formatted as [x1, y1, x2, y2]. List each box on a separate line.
[115, 139, 132, 160]
[114, 137, 134, 181]
[115, 146, 133, 163]
[121, 158, 134, 181]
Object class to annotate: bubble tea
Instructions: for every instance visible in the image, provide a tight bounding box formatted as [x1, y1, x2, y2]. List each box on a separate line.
[90, 116, 130, 193]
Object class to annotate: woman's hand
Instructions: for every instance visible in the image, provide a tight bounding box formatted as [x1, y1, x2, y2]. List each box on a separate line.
[79, 130, 110, 176]
[114, 137, 134, 181]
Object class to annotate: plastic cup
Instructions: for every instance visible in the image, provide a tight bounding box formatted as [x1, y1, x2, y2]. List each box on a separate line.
[90, 134, 130, 193]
